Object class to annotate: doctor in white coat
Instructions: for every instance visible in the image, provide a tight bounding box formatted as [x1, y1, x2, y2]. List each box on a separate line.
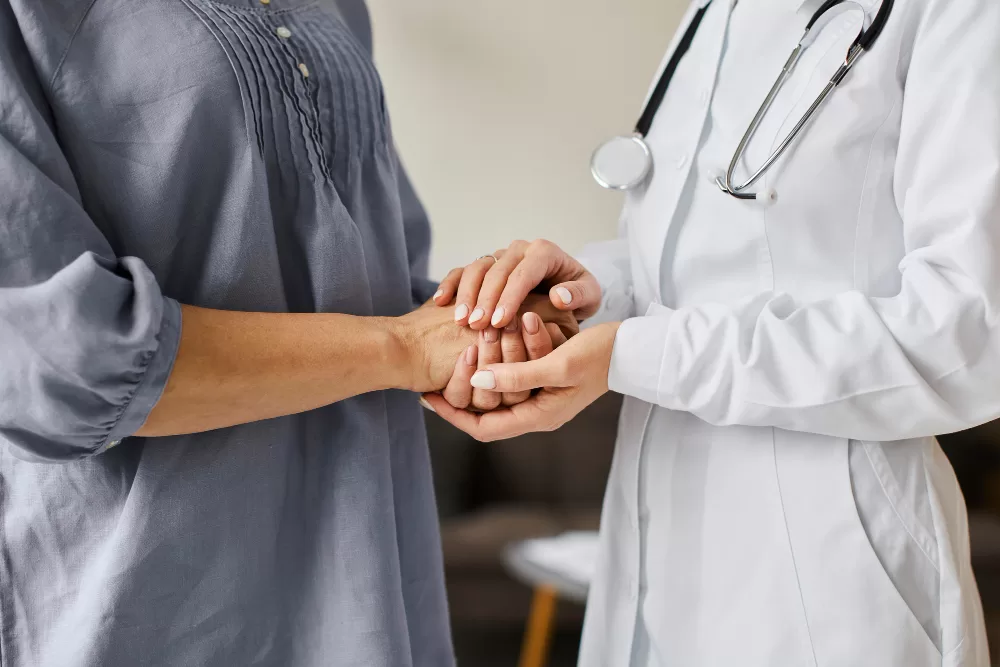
[424, 0, 999, 664]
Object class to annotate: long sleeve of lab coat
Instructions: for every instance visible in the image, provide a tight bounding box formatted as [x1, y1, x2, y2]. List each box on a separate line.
[578, 230, 635, 327]
[607, 0, 1000, 442]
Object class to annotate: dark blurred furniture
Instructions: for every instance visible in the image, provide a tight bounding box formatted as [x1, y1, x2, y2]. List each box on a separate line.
[940, 420, 1000, 661]
[425, 393, 622, 635]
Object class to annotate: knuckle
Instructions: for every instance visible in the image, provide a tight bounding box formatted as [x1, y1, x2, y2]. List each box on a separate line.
[501, 343, 525, 361]
[501, 392, 525, 407]
[530, 238, 555, 255]
[524, 341, 545, 358]
[527, 239, 545, 254]
[474, 394, 501, 411]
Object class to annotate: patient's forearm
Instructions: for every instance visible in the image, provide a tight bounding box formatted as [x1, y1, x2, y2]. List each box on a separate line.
[137, 305, 409, 437]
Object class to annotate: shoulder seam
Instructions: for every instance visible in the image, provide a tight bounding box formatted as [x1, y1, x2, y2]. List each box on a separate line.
[49, 0, 101, 90]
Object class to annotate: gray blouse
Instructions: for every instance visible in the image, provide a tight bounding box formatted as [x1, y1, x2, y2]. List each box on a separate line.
[0, 1, 452, 666]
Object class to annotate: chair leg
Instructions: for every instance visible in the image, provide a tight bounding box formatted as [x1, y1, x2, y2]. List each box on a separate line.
[518, 585, 559, 667]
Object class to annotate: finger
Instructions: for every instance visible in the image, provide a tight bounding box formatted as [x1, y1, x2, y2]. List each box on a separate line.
[473, 241, 528, 330]
[472, 327, 503, 411]
[454, 256, 498, 325]
[492, 243, 562, 331]
[500, 318, 531, 406]
[545, 322, 569, 348]
[434, 267, 464, 306]
[470, 355, 571, 395]
[422, 392, 548, 442]
[548, 274, 603, 319]
[521, 312, 554, 360]
[442, 345, 478, 409]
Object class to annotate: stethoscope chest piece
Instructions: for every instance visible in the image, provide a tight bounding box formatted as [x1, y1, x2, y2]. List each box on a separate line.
[591, 135, 653, 191]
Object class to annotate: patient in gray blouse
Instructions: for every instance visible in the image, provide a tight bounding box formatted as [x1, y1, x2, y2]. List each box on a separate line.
[0, 1, 573, 666]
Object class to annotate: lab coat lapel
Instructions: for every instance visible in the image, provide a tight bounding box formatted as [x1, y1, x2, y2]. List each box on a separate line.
[642, 0, 732, 305]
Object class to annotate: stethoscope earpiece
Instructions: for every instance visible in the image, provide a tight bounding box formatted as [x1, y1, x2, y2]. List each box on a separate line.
[757, 189, 777, 206]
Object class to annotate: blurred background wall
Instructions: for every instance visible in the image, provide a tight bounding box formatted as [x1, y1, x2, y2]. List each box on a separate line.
[367, 0, 687, 278]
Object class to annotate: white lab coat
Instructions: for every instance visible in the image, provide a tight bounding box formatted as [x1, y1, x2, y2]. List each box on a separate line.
[577, 0, 999, 664]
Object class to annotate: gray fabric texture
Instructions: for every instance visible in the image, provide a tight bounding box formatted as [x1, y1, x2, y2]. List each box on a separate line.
[0, 0, 452, 665]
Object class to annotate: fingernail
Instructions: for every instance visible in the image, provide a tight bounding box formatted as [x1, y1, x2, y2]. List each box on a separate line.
[471, 371, 496, 390]
[504, 318, 519, 333]
[464, 345, 478, 365]
[454, 304, 469, 321]
[433, 289, 444, 301]
[419, 396, 436, 413]
[491, 306, 506, 327]
[556, 286, 573, 305]
[522, 312, 539, 334]
[483, 328, 498, 343]
[469, 308, 485, 324]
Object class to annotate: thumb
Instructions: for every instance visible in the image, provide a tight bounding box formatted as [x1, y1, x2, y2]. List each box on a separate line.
[469, 356, 569, 393]
[549, 273, 601, 319]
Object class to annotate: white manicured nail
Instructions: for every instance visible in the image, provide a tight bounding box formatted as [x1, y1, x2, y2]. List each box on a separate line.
[556, 287, 573, 305]
[469, 308, 485, 324]
[433, 289, 444, 301]
[471, 371, 496, 390]
[454, 304, 469, 321]
[491, 306, 506, 327]
[419, 397, 436, 413]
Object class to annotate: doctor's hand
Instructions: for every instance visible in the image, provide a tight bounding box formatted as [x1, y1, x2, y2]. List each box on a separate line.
[432, 240, 602, 332]
[422, 322, 620, 442]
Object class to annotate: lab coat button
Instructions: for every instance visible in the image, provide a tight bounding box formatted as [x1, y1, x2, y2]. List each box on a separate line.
[705, 168, 724, 184]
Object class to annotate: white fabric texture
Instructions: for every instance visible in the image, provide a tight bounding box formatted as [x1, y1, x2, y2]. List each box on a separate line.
[578, 0, 997, 663]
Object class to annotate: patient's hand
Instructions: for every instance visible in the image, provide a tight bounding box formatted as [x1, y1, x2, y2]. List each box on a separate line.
[435, 296, 571, 412]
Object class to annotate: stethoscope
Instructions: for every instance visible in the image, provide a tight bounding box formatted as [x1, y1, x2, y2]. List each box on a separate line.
[590, 0, 894, 203]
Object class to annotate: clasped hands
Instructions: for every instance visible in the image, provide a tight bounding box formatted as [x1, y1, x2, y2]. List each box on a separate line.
[420, 240, 622, 442]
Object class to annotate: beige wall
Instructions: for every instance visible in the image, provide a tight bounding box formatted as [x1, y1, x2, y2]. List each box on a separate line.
[367, 1, 687, 279]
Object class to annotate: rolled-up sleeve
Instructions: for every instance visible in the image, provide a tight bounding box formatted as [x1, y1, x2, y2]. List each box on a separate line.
[0, 9, 180, 461]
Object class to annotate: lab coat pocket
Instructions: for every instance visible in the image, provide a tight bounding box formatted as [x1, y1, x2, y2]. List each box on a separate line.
[852, 439, 943, 652]
[774, 432, 941, 666]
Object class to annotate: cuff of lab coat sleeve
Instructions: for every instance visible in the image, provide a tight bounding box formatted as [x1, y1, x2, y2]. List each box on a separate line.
[578, 257, 633, 328]
[608, 304, 674, 405]
[100, 297, 183, 451]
